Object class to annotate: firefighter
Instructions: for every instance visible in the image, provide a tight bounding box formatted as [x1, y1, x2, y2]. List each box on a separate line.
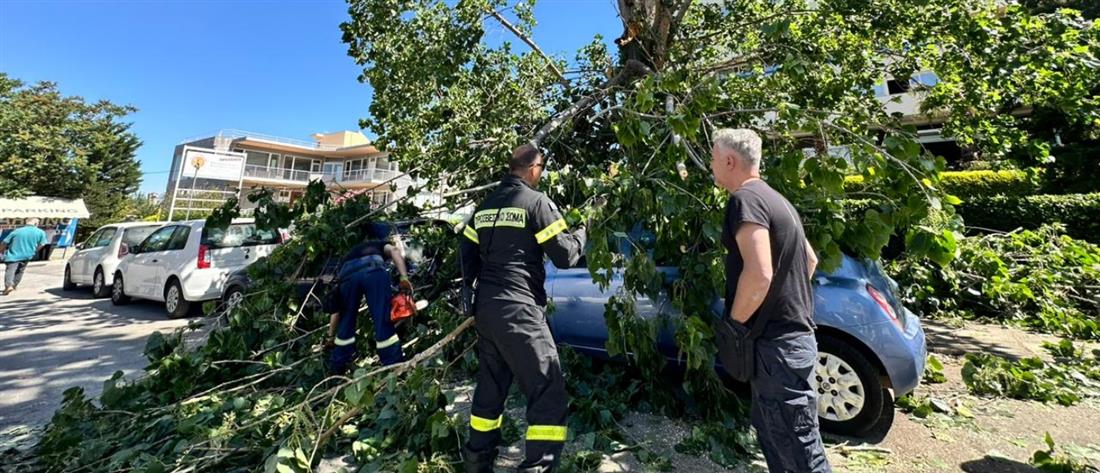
[326, 221, 413, 374]
[459, 144, 586, 473]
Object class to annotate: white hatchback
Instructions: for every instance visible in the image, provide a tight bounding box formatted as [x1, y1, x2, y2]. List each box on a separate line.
[111, 218, 282, 318]
[63, 222, 164, 298]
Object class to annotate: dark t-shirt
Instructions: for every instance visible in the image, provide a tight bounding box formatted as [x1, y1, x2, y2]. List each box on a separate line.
[721, 180, 816, 340]
[345, 240, 388, 260]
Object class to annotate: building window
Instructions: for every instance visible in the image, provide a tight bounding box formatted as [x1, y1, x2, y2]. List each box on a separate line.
[287, 155, 312, 172]
[245, 150, 269, 167]
[886, 78, 910, 95]
[323, 162, 344, 177]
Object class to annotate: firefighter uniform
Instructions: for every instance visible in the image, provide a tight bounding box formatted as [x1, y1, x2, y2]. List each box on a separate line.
[329, 244, 404, 374]
[459, 174, 586, 473]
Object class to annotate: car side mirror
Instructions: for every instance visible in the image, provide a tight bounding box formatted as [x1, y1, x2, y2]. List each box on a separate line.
[120, 243, 132, 256]
[74, 242, 85, 250]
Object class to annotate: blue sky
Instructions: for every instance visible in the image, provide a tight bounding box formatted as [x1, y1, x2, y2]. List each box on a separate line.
[0, 0, 621, 194]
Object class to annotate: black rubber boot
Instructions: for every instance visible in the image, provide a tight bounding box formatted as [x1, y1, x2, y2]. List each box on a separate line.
[462, 445, 498, 473]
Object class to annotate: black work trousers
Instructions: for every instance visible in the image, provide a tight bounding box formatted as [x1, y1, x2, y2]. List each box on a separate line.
[751, 333, 832, 473]
[463, 300, 568, 473]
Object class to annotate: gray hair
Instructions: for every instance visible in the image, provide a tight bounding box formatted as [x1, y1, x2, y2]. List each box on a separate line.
[26, 217, 41, 226]
[713, 128, 762, 170]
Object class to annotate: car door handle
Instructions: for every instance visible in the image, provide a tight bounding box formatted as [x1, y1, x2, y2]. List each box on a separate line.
[152, 259, 159, 263]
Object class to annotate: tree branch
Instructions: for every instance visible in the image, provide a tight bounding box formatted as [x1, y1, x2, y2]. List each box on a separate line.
[485, 8, 569, 88]
[311, 317, 476, 460]
[821, 122, 933, 202]
[532, 59, 652, 147]
[666, 0, 694, 43]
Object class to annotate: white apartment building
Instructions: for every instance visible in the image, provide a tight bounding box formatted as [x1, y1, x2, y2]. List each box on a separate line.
[164, 130, 419, 218]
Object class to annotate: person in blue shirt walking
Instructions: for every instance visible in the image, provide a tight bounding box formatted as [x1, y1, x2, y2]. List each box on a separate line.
[0, 218, 49, 295]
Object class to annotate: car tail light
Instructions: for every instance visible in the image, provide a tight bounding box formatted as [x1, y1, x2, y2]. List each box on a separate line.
[867, 284, 902, 329]
[198, 244, 211, 269]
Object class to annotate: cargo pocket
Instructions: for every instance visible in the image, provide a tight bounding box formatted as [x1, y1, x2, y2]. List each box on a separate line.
[777, 337, 817, 370]
[780, 396, 823, 472]
[757, 397, 796, 455]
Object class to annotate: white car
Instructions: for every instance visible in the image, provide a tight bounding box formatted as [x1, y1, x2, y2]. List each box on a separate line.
[111, 218, 282, 318]
[63, 222, 164, 298]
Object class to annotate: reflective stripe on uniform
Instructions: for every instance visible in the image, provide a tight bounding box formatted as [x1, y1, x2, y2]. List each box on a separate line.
[474, 207, 527, 230]
[376, 334, 400, 349]
[470, 414, 503, 432]
[463, 225, 480, 244]
[334, 336, 355, 346]
[534, 219, 568, 244]
[525, 425, 567, 442]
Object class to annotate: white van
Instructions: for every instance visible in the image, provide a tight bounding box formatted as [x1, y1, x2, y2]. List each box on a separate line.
[64, 222, 164, 297]
[111, 218, 282, 317]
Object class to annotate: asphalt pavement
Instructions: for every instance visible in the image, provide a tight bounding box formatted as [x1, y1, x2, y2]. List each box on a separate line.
[0, 259, 200, 433]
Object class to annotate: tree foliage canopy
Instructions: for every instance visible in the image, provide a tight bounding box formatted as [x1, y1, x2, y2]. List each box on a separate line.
[0, 73, 143, 228]
[342, 0, 1098, 367]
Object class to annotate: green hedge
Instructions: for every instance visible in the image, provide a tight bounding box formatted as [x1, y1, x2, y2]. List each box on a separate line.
[840, 193, 1100, 243]
[940, 169, 1042, 198]
[845, 169, 1042, 198]
[957, 193, 1100, 243]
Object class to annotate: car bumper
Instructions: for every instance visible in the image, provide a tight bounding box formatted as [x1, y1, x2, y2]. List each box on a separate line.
[878, 307, 926, 396]
[180, 269, 229, 302]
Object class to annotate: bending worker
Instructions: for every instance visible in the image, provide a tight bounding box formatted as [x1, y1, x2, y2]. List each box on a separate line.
[327, 222, 413, 373]
[460, 144, 587, 473]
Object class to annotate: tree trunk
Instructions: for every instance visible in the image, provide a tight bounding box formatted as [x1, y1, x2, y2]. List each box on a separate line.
[617, 0, 680, 71]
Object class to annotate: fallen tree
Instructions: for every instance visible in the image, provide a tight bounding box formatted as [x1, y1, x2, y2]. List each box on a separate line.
[6, 0, 1098, 471]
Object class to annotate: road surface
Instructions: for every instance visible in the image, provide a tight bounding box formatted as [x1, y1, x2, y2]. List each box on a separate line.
[0, 259, 200, 433]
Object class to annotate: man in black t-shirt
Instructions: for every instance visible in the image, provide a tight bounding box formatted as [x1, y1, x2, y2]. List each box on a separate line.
[711, 128, 831, 473]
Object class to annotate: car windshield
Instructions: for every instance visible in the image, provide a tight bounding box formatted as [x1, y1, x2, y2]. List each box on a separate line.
[201, 223, 279, 249]
[123, 226, 161, 247]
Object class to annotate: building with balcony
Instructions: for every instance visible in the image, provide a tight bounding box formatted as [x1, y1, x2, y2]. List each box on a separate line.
[164, 130, 417, 218]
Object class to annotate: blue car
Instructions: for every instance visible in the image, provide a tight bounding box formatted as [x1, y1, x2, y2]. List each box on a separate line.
[268, 220, 923, 436]
[545, 253, 927, 436]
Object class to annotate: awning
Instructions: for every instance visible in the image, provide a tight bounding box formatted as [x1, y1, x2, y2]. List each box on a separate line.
[0, 196, 91, 219]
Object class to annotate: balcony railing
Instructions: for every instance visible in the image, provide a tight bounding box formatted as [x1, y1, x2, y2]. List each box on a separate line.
[244, 165, 404, 185]
[243, 164, 313, 182]
[341, 168, 399, 183]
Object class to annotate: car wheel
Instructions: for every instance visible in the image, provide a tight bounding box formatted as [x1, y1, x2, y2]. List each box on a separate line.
[221, 285, 244, 313]
[62, 265, 76, 290]
[91, 268, 111, 298]
[111, 273, 131, 305]
[815, 334, 885, 436]
[165, 280, 192, 319]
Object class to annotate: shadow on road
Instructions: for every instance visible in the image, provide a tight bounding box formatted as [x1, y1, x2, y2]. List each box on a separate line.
[0, 269, 204, 431]
[922, 319, 1028, 360]
[961, 455, 1039, 473]
[0, 292, 169, 332]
